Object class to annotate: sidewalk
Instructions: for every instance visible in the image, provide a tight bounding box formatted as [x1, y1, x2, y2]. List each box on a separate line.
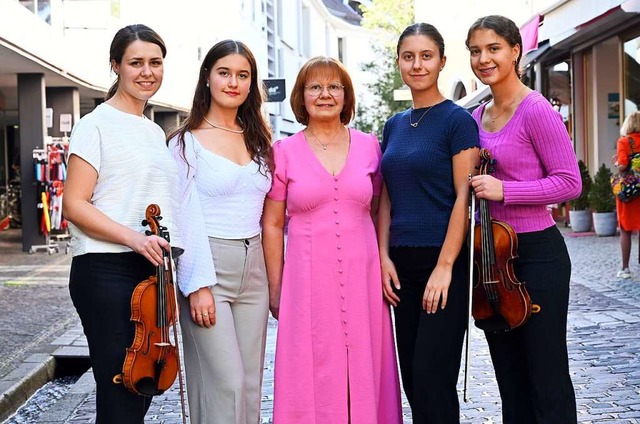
[2, 226, 640, 423]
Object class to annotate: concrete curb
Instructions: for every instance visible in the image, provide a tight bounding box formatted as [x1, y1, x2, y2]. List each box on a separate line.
[0, 354, 56, 422]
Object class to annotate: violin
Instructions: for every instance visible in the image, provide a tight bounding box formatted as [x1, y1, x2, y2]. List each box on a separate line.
[472, 149, 533, 332]
[119, 204, 180, 396]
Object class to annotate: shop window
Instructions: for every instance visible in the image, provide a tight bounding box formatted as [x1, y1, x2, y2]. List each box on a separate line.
[545, 59, 572, 133]
[623, 35, 640, 119]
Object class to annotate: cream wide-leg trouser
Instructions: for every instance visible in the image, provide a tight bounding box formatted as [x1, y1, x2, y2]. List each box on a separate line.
[178, 235, 269, 424]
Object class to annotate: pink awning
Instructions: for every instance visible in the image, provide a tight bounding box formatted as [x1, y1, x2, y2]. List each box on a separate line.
[520, 15, 541, 55]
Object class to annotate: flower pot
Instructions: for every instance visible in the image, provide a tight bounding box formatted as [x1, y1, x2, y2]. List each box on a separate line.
[569, 210, 592, 232]
[592, 211, 617, 236]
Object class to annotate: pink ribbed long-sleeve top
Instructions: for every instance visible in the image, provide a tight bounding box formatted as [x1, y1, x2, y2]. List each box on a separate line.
[472, 91, 581, 233]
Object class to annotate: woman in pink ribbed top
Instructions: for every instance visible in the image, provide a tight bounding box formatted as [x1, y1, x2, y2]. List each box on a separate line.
[467, 15, 581, 423]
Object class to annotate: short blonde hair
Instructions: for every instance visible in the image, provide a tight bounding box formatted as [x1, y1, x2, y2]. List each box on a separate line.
[290, 56, 355, 126]
[621, 111, 640, 136]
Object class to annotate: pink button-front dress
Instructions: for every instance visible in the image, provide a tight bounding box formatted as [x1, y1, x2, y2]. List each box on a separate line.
[268, 129, 402, 424]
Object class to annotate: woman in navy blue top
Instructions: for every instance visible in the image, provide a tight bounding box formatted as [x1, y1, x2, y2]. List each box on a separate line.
[377, 23, 479, 424]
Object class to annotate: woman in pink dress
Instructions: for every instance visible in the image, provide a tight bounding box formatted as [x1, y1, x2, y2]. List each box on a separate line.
[262, 57, 402, 424]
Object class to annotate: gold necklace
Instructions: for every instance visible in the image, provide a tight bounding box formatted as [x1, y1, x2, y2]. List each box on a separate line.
[307, 127, 343, 151]
[203, 116, 244, 134]
[487, 86, 527, 123]
[409, 97, 445, 128]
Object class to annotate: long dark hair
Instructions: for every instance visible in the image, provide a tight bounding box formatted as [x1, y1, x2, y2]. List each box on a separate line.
[106, 24, 167, 100]
[396, 23, 445, 59]
[169, 40, 273, 175]
[465, 15, 523, 77]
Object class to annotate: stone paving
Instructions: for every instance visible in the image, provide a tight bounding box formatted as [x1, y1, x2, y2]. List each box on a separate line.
[2, 227, 640, 423]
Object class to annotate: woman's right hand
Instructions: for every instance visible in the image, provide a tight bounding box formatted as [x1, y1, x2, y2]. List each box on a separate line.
[129, 232, 169, 266]
[269, 291, 281, 320]
[188, 287, 216, 328]
[381, 255, 401, 307]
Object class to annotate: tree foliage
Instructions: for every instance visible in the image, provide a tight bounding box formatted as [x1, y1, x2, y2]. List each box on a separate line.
[352, 0, 414, 138]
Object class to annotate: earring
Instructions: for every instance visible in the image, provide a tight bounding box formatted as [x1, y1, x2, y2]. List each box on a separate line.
[512, 60, 517, 65]
[440, 68, 443, 71]
[206, 81, 210, 87]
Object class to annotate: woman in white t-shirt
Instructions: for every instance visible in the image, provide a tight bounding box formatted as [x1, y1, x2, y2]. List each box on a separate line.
[167, 40, 272, 424]
[63, 25, 182, 423]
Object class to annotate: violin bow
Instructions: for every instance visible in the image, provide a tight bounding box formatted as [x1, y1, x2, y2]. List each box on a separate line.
[464, 176, 476, 403]
[167, 248, 188, 424]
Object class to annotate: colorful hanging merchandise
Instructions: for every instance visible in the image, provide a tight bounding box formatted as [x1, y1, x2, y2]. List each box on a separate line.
[30, 138, 70, 254]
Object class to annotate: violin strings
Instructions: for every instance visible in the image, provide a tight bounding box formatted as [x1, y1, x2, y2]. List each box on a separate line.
[480, 197, 498, 304]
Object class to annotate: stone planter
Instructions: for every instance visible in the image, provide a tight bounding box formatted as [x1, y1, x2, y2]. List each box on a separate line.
[569, 210, 592, 232]
[592, 211, 617, 236]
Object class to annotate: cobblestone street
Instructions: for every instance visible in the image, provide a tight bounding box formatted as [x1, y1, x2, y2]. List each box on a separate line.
[2, 228, 640, 423]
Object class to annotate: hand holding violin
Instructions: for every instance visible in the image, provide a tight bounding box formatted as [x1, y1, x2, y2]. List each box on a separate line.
[470, 174, 504, 202]
[128, 231, 170, 266]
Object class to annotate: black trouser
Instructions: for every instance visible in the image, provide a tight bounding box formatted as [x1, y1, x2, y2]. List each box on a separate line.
[485, 225, 577, 424]
[390, 246, 468, 424]
[69, 252, 155, 424]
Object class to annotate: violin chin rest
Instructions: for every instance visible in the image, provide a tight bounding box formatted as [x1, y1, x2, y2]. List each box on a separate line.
[136, 377, 165, 396]
[474, 315, 510, 333]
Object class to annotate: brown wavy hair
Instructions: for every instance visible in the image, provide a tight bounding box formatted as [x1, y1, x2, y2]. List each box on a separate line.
[168, 40, 273, 175]
[289, 56, 355, 126]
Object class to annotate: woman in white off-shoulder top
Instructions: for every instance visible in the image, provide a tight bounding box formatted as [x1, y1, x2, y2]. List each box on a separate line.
[167, 40, 272, 424]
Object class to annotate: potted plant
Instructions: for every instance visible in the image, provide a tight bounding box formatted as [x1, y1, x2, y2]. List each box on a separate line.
[588, 163, 617, 236]
[569, 160, 593, 232]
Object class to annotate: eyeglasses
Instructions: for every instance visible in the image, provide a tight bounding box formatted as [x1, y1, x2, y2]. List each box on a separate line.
[304, 83, 345, 97]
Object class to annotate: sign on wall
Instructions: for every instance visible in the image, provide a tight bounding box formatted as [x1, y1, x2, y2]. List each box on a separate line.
[264, 79, 286, 103]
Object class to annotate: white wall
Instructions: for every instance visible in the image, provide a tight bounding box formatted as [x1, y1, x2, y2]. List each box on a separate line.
[2, 0, 377, 133]
[591, 37, 620, 170]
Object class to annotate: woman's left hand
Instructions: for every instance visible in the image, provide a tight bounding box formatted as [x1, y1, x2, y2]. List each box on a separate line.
[471, 174, 504, 202]
[188, 287, 216, 328]
[422, 265, 452, 314]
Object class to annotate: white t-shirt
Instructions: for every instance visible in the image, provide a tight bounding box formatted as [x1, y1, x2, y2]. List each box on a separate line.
[67, 102, 182, 257]
[168, 131, 271, 295]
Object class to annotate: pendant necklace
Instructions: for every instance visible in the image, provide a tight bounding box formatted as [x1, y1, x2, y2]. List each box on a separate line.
[203, 116, 244, 134]
[487, 85, 527, 123]
[409, 97, 445, 128]
[409, 106, 433, 128]
[307, 127, 342, 151]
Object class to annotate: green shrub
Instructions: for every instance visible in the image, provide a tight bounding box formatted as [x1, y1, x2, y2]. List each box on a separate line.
[588, 163, 616, 213]
[570, 160, 592, 211]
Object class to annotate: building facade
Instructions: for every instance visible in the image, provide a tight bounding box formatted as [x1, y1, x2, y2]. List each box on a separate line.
[0, 0, 376, 250]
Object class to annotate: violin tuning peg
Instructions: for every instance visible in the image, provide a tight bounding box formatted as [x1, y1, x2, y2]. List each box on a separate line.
[145, 230, 153, 236]
[141, 219, 148, 227]
[157, 216, 163, 221]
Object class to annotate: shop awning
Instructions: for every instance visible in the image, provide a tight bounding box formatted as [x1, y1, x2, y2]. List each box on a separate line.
[522, 40, 552, 69]
[455, 85, 491, 112]
[543, 1, 640, 51]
